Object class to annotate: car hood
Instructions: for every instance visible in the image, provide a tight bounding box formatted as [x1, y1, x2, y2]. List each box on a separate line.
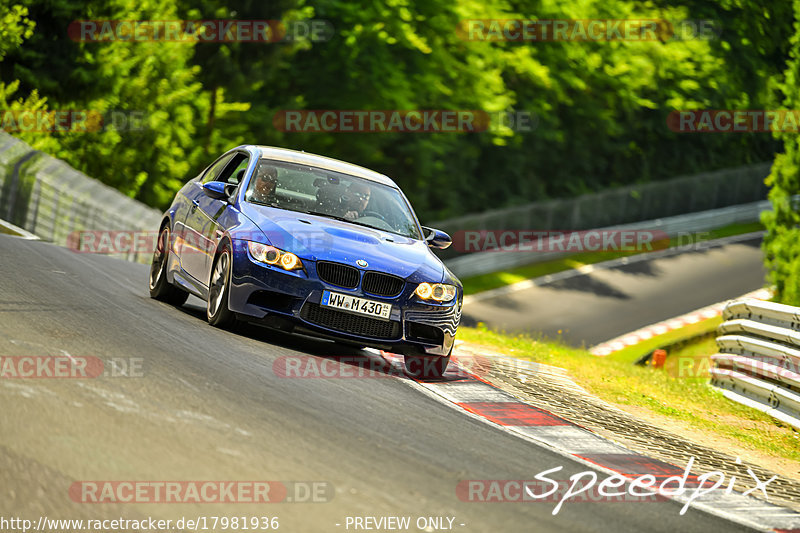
[239, 205, 444, 281]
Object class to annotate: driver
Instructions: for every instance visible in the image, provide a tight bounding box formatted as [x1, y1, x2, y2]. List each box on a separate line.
[246, 164, 278, 204]
[342, 182, 371, 221]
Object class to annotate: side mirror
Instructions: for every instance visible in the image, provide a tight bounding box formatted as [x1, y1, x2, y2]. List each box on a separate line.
[422, 226, 452, 250]
[203, 181, 230, 201]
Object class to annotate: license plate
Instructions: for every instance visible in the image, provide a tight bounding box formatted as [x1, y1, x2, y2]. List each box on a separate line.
[320, 291, 392, 320]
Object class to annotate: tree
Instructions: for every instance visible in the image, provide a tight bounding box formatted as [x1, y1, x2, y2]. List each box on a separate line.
[1, 0, 242, 207]
[2, 0, 794, 221]
[762, 0, 800, 305]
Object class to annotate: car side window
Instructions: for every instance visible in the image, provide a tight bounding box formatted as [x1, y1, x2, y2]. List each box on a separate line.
[201, 154, 234, 184]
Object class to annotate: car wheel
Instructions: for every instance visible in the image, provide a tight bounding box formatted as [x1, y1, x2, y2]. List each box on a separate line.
[149, 225, 188, 306]
[404, 353, 451, 379]
[207, 244, 236, 328]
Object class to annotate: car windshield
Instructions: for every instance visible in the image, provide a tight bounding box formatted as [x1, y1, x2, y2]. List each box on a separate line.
[245, 159, 422, 239]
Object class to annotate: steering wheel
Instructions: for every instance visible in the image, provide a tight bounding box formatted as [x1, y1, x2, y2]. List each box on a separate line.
[362, 210, 386, 222]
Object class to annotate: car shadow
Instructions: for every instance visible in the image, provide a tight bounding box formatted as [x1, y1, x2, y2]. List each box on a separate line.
[611, 258, 661, 276]
[544, 273, 631, 299]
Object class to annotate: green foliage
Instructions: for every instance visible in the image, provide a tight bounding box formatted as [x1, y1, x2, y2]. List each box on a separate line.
[0, 5, 60, 154]
[0, 3, 34, 60]
[1, 0, 246, 206]
[762, 0, 800, 305]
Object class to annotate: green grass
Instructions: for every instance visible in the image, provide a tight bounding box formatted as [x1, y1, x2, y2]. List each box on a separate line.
[457, 324, 800, 463]
[462, 221, 764, 295]
[659, 336, 720, 382]
[668, 335, 720, 360]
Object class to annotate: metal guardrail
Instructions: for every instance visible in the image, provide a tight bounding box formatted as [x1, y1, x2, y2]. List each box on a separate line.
[710, 299, 800, 430]
[432, 162, 771, 261]
[445, 200, 770, 278]
[0, 132, 162, 263]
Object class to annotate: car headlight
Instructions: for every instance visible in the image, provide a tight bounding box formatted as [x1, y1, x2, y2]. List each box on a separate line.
[248, 242, 303, 271]
[415, 282, 457, 302]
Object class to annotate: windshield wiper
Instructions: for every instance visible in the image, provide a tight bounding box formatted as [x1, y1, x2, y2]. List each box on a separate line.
[252, 200, 282, 208]
[301, 210, 351, 223]
[300, 210, 383, 230]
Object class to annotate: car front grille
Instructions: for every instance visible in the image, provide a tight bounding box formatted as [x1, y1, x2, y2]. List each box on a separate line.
[301, 303, 400, 339]
[362, 272, 405, 297]
[316, 261, 360, 289]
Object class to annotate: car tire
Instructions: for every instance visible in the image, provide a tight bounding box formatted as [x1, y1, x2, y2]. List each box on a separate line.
[207, 243, 236, 328]
[149, 225, 189, 306]
[404, 353, 451, 379]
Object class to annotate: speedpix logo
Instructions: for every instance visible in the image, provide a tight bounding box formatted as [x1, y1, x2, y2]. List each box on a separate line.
[458, 457, 776, 516]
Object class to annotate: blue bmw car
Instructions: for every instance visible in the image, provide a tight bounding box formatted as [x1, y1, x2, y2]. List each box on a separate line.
[149, 145, 462, 377]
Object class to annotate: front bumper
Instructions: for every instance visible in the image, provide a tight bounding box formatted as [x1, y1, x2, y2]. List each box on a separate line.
[228, 243, 460, 356]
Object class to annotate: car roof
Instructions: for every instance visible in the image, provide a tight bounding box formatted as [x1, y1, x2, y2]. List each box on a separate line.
[241, 145, 398, 187]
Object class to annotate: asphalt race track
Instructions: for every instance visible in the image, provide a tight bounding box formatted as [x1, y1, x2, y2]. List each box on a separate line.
[0, 234, 757, 532]
[462, 235, 766, 348]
